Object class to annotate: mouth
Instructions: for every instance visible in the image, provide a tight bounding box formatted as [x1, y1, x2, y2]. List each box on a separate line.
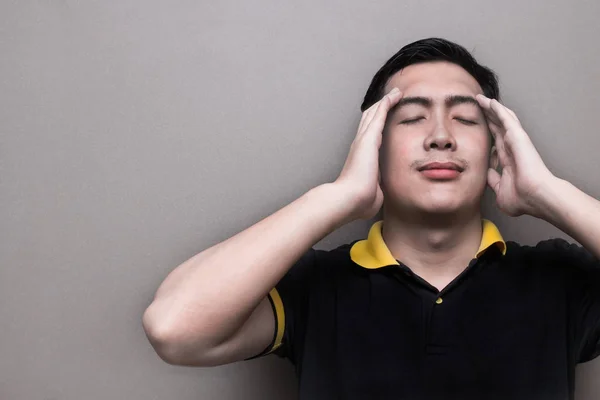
[418, 162, 463, 180]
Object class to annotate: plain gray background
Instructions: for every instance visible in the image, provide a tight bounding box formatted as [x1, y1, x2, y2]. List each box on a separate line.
[2, 1, 600, 399]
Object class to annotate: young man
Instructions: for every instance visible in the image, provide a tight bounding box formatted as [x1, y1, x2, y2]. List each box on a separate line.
[142, 38, 600, 399]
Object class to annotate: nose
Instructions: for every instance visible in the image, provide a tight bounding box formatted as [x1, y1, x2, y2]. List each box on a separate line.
[424, 120, 456, 151]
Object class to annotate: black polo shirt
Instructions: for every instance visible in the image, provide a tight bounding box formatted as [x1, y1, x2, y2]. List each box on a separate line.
[246, 219, 600, 400]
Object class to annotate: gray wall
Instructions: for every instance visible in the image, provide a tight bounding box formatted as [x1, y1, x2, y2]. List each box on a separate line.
[2, 1, 600, 399]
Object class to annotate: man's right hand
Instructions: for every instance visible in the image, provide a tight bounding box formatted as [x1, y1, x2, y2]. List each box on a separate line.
[144, 86, 404, 367]
[334, 87, 403, 221]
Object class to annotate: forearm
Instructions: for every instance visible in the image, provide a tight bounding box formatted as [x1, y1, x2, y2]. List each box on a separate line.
[535, 177, 600, 259]
[143, 182, 354, 349]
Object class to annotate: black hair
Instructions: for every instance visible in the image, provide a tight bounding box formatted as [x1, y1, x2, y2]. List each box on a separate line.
[361, 37, 500, 112]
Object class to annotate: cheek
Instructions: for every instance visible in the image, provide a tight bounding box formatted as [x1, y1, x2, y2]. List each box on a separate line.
[382, 135, 418, 166]
[459, 133, 490, 165]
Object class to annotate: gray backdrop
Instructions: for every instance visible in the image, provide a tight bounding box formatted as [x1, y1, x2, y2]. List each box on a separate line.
[2, 1, 600, 399]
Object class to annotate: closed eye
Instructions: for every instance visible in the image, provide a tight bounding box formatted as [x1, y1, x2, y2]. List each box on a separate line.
[400, 117, 425, 125]
[455, 118, 478, 125]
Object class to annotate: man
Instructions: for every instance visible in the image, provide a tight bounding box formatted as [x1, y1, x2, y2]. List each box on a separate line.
[142, 38, 600, 399]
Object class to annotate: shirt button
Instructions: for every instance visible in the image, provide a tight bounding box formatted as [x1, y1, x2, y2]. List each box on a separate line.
[435, 297, 443, 304]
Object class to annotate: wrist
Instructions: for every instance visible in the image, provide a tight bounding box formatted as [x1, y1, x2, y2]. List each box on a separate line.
[310, 183, 359, 229]
[530, 175, 568, 223]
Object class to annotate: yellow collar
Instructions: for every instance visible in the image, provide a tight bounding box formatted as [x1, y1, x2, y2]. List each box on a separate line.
[349, 219, 506, 269]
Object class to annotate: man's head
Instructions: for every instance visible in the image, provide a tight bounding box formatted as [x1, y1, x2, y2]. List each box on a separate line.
[362, 38, 500, 218]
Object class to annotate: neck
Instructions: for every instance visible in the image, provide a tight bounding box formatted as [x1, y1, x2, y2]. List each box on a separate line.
[381, 207, 483, 281]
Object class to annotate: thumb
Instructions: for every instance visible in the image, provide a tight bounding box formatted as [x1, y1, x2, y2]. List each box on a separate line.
[487, 168, 501, 195]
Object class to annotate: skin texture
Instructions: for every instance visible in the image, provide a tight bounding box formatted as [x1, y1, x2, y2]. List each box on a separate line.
[380, 61, 497, 219]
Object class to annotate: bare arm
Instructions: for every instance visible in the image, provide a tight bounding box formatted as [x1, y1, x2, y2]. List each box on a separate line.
[142, 183, 353, 366]
[142, 88, 403, 366]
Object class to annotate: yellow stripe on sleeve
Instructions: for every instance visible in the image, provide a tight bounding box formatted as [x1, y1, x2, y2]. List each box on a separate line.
[266, 287, 285, 354]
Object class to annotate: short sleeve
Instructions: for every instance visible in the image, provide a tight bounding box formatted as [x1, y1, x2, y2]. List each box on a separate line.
[539, 238, 600, 363]
[244, 247, 318, 362]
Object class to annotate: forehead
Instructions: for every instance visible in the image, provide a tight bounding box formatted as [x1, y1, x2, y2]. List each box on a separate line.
[384, 61, 483, 99]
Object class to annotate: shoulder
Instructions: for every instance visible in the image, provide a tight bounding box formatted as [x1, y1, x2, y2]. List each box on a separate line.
[304, 240, 364, 280]
[504, 237, 599, 278]
[286, 240, 359, 277]
[531, 238, 593, 264]
[317, 240, 357, 261]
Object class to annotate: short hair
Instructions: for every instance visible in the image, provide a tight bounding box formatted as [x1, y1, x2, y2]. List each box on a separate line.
[360, 37, 500, 112]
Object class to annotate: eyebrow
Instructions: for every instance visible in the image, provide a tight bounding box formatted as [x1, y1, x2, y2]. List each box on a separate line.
[391, 95, 481, 113]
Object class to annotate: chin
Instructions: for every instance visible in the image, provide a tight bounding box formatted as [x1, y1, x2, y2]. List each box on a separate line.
[419, 202, 463, 214]
[383, 182, 482, 215]
[418, 193, 484, 214]
[407, 191, 467, 212]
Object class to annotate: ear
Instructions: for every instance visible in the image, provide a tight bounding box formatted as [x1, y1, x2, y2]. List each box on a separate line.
[489, 145, 499, 170]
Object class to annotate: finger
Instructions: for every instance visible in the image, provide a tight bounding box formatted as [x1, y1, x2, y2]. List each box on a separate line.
[484, 113, 505, 132]
[505, 106, 520, 122]
[487, 120, 505, 140]
[484, 95, 520, 123]
[364, 89, 402, 136]
[476, 93, 519, 126]
[475, 93, 492, 108]
[476, 94, 503, 126]
[358, 98, 384, 132]
[358, 91, 392, 132]
[490, 125, 512, 169]
[487, 167, 501, 194]
[477, 95, 519, 130]
[482, 112, 506, 148]
[490, 99, 523, 131]
[360, 88, 402, 133]
[360, 101, 383, 133]
[481, 107, 515, 151]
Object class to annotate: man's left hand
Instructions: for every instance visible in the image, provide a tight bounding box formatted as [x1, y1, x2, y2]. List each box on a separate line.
[476, 94, 556, 218]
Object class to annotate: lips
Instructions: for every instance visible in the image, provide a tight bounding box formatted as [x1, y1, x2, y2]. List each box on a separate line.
[418, 162, 463, 172]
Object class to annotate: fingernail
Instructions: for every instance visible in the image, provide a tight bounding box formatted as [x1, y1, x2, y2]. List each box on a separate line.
[389, 87, 399, 95]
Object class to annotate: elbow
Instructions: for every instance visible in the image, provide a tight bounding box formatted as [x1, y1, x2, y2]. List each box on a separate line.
[141, 307, 216, 367]
[142, 308, 184, 365]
